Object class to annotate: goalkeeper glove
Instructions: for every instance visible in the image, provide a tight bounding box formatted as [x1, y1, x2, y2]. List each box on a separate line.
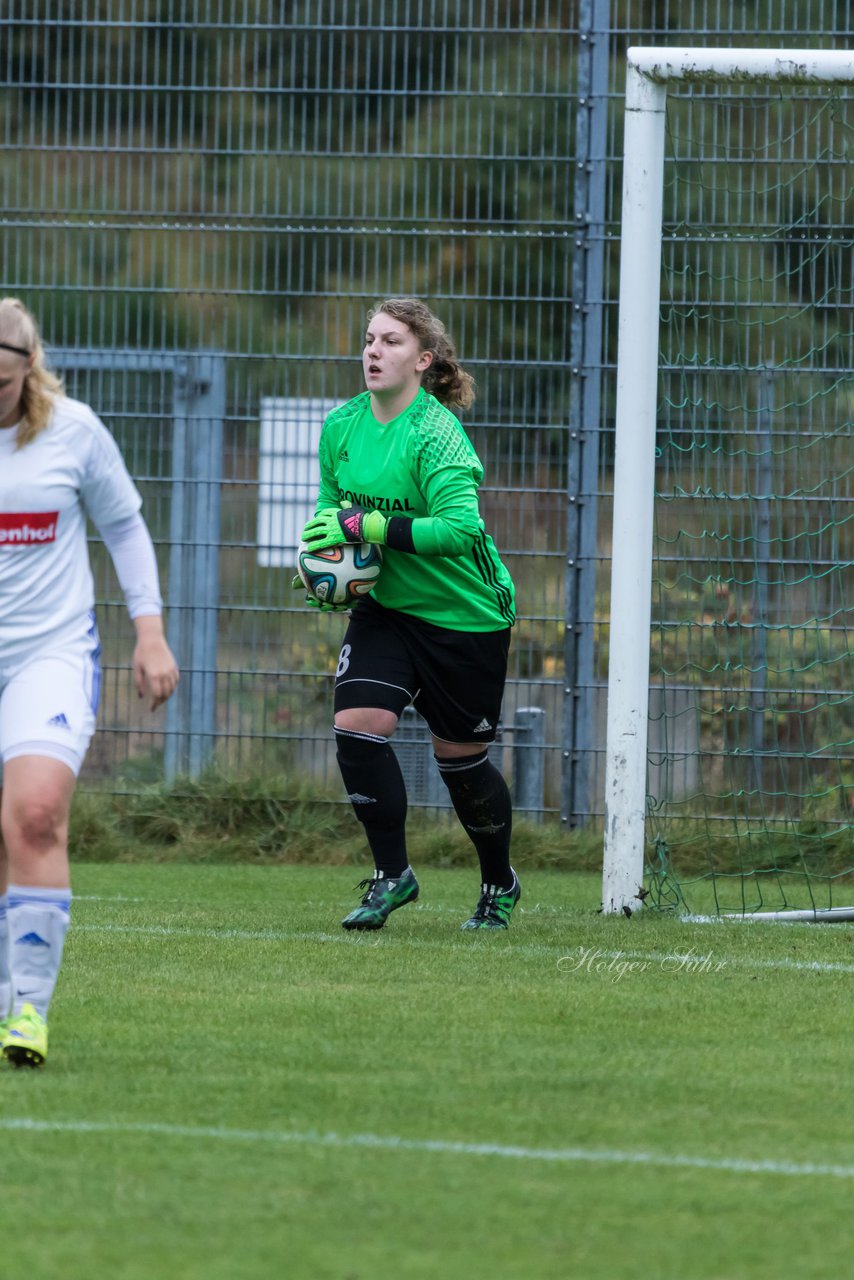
[300, 506, 388, 551]
[291, 573, 351, 613]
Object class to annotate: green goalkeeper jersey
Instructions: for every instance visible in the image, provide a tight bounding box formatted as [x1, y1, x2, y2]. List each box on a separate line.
[315, 388, 515, 631]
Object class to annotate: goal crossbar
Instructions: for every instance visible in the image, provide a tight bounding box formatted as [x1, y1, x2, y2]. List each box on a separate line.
[601, 47, 854, 916]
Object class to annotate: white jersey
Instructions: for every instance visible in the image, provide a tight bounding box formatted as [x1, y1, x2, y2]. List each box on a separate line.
[0, 396, 142, 671]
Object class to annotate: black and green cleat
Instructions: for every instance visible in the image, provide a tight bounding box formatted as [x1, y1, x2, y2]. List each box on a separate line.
[342, 867, 420, 931]
[461, 870, 521, 930]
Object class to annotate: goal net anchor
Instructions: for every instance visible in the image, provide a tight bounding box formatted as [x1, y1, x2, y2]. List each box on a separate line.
[688, 907, 854, 925]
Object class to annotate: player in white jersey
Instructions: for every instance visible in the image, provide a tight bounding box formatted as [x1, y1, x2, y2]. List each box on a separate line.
[0, 298, 179, 1067]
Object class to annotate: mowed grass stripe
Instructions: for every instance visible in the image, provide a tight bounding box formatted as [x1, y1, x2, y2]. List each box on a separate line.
[2, 1117, 854, 1180]
[72, 921, 854, 975]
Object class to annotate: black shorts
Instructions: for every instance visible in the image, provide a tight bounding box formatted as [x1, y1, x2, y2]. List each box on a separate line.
[334, 598, 511, 745]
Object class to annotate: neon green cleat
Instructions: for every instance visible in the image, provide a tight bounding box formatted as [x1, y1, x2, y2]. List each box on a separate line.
[341, 867, 419, 931]
[461, 870, 521, 930]
[3, 1002, 48, 1069]
[0, 1015, 11, 1059]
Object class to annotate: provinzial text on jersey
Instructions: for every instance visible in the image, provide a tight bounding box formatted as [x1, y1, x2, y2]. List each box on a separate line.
[337, 492, 415, 513]
[0, 512, 59, 545]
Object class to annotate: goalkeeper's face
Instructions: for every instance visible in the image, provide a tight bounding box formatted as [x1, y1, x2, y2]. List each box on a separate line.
[363, 314, 433, 401]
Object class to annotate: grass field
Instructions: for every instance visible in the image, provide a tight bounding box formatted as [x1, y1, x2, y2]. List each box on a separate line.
[2, 863, 853, 1279]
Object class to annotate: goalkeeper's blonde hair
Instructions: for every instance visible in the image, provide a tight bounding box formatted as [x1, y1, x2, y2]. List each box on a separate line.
[0, 298, 63, 448]
[368, 298, 475, 411]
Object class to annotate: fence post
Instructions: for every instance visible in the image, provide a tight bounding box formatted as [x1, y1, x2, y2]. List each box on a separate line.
[751, 370, 774, 792]
[165, 354, 226, 780]
[513, 706, 546, 821]
[563, 0, 610, 828]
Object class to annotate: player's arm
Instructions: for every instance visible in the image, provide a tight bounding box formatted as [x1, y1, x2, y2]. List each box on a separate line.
[400, 419, 486, 554]
[290, 424, 353, 609]
[98, 512, 179, 709]
[384, 465, 481, 555]
[314, 472, 340, 516]
[313, 423, 341, 514]
[300, 425, 346, 553]
[301, 467, 481, 556]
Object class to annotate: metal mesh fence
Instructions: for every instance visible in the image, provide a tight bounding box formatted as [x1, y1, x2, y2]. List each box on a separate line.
[1, 2, 849, 826]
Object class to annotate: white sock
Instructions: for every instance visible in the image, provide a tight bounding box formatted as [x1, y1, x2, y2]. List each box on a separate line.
[7, 885, 72, 1020]
[0, 893, 10, 1018]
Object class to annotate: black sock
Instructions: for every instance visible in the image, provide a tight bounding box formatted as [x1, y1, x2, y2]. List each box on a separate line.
[436, 751, 513, 887]
[335, 728, 409, 878]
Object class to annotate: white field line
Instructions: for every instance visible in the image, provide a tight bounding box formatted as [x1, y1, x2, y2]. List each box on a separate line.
[71, 922, 854, 976]
[0, 1117, 851, 1180]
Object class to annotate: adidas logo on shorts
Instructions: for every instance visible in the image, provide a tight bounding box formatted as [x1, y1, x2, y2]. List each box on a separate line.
[47, 712, 71, 730]
[472, 718, 492, 733]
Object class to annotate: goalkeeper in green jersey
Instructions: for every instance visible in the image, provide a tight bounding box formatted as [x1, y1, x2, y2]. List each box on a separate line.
[300, 297, 520, 933]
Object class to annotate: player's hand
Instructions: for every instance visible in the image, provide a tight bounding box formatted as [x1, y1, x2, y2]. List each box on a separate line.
[305, 595, 351, 614]
[301, 506, 387, 550]
[291, 572, 349, 612]
[300, 507, 346, 550]
[132, 619, 179, 711]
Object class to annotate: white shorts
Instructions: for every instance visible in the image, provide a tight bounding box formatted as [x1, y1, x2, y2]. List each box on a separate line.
[0, 627, 101, 781]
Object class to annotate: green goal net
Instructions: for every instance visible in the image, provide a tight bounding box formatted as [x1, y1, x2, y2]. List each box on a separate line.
[646, 84, 853, 915]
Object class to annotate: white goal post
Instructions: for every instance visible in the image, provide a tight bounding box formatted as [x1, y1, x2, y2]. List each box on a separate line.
[601, 47, 854, 916]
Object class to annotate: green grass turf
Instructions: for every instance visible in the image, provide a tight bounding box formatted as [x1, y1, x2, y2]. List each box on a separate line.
[2, 864, 854, 1279]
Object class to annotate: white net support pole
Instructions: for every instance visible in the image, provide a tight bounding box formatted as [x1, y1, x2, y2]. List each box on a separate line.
[601, 47, 854, 916]
[600, 64, 666, 915]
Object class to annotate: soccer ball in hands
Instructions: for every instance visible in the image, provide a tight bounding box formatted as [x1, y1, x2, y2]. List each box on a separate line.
[297, 541, 383, 607]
